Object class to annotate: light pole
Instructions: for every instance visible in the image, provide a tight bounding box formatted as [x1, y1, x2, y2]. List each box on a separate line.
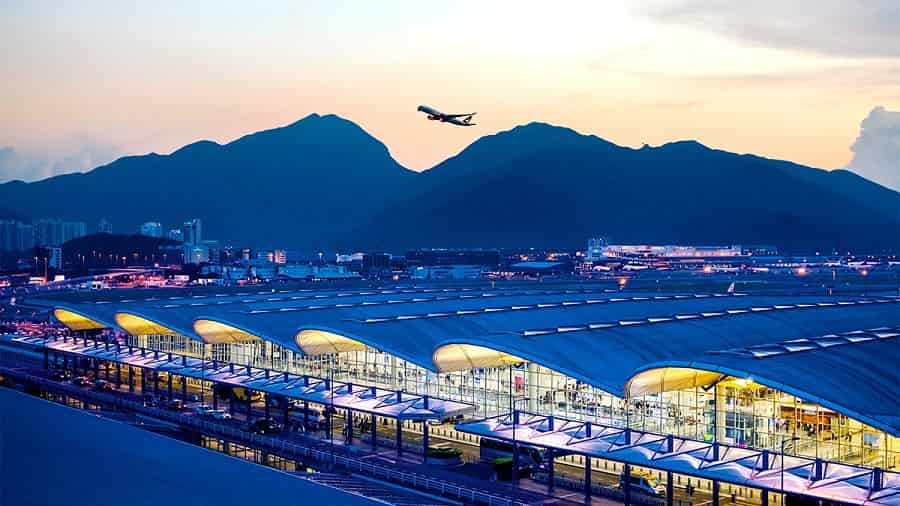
[780, 435, 801, 506]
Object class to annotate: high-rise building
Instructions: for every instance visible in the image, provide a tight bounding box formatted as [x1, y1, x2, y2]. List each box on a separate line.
[167, 228, 184, 242]
[33, 219, 87, 247]
[202, 240, 221, 265]
[0, 220, 35, 252]
[48, 247, 63, 270]
[140, 221, 163, 238]
[272, 249, 287, 264]
[182, 219, 201, 246]
[98, 218, 112, 234]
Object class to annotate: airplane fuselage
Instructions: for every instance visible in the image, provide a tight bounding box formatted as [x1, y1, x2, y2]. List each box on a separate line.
[417, 105, 476, 126]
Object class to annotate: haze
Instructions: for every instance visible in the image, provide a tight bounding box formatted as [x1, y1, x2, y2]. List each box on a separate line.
[1, 0, 898, 188]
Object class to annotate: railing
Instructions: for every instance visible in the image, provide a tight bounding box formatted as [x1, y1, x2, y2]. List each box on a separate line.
[0, 367, 525, 506]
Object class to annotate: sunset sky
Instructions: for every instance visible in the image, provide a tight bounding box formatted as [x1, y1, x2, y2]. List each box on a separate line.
[2, 1, 898, 188]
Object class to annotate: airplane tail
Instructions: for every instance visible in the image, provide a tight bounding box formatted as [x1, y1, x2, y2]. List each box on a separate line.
[727, 282, 735, 294]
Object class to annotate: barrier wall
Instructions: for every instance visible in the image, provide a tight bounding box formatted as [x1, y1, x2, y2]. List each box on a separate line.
[0, 388, 377, 506]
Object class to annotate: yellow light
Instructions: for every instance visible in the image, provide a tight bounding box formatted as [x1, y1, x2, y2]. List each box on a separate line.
[702, 265, 712, 274]
[796, 266, 808, 276]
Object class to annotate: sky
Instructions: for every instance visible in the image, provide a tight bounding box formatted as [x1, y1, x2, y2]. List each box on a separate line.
[1, 0, 898, 189]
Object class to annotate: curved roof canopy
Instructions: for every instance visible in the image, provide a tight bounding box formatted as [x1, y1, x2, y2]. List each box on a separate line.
[115, 312, 184, 338]
[53, 308, 108, 331]
[193, 319, 262, 344]
[38, 285, 900, 435]
[433, 343, 525, 371]
[296, 329, 367, 355]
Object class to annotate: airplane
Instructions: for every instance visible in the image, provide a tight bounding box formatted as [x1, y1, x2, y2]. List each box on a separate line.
[417, 105, 476, 126]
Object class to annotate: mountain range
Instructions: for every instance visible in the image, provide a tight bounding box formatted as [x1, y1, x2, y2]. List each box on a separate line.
[1, 113, 897, 254]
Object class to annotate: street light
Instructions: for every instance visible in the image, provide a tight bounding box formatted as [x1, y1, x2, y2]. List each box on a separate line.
[780, 435, 801, 506]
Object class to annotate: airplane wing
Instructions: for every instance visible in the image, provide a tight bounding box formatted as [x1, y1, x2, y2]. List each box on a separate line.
[444, 112, 476, 118]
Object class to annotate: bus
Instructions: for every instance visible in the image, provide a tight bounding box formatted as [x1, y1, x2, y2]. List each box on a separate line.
[479, 437, 546, 468]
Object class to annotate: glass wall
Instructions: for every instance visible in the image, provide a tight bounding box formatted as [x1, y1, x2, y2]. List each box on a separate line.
[630, 378, 898, 470]
[119, 331, 897, 469]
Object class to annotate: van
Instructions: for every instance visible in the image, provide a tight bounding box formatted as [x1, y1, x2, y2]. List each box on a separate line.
[619, 471, 666, 496]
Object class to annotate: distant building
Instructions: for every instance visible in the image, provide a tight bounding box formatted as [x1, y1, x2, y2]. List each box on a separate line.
[140, 221, 163, 238]
[202, 240, 221, 265]
[182, 218, 202, 246]
[362, 253, 391, 275]
[98, 218, 112, 234]
[48, 247, 63, 270]
[411, 265, 484, 280]
[33, 219, 87, 247]
[585, 237, 607, 261]
[167, 228, 184, 242]
[184, 245, 208, 264]
[603, 244, 743, 258]
[239, 248, 252, 260]
[272, 249, 287, 264]
[406, 249, 500, 268]
[0, 220, 35, 251]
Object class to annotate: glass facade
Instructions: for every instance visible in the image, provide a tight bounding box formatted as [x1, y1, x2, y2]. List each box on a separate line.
[122, 331, 898, 470]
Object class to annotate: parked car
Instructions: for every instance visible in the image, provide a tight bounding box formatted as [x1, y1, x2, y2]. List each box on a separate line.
[619, 471, 667, 497]
[71, 376, 93, 387]
[248, 417, 282, 435]
[164, 399, 184, 410]
[210, 409, 232, 420]
[52, 370, 72, 382]
[94, 379, 115, 391]
[194, 404, 214, 416]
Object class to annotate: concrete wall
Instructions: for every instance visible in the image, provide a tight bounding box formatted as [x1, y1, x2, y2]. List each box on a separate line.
[0, 388, 376, 506]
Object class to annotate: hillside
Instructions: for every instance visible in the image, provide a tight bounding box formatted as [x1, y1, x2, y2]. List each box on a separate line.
[2, 117, 898, 253]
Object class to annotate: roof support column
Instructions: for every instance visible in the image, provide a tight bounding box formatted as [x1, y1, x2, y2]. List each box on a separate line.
[422, 420, 429, 464]
[666, 472, 673, 506]
[167, 373, 173, 399]
[181, 374, 187, 401]
[623, 463, 632, 505]
[712, 479, 720, 506]
[371, 413, 378, 451]
[547, 448, 555, 493]
[396, 419, 403, 457]
[128, 366, 134, 393]
[584, 456, 592, 498]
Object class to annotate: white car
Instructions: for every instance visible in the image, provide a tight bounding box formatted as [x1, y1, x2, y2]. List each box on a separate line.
[194, 404, 214, 416]
[211, 409, 232, 420]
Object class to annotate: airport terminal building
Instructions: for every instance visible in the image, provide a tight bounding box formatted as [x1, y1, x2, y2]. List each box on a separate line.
[14, 284, 900, 505]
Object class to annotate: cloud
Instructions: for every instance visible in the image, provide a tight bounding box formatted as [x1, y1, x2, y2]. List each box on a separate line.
[0, 136, 121, 183]
[847, 106, 900, 190]
[643, 0, 900, 58]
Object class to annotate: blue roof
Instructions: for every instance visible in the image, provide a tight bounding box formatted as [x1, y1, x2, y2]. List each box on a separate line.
[37, 285, 900, 435]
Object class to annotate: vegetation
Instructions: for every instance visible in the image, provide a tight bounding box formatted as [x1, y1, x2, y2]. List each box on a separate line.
[427, 447, 463, 459]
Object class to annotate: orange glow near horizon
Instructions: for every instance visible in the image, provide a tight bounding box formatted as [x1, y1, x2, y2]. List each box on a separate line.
[2, 2, 897, 181]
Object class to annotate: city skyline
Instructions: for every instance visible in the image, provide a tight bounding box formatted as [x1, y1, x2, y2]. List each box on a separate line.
[2, 1, 898, 189]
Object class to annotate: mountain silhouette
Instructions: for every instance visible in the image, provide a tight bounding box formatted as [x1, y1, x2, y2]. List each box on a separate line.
[2, 116, 897, 254]
[0, 114, 414, 249]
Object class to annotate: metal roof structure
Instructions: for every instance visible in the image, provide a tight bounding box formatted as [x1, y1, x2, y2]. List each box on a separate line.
[15, 335, 475, 421]
[457, 412, 900, 506]
[35, 285, 900, 435]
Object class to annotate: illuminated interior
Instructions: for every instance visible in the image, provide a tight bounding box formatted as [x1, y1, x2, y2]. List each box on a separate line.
[53, 309, 107, 331]
[114, 312, 181, 337]
[625, 367, 726, 397]
[193, 319, 262, 344]
[295, 329, 367, 355]
[432, 343, 526, 371]
[625, 367, 898, 469]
